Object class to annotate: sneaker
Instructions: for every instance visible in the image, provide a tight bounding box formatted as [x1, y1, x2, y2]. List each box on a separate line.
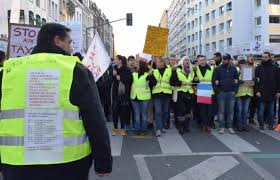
[228, 128, 236, 134]
[243, 127, 250, 132]
[112, 128, 118, 136]
[161, 129, 167, 133]
[260, 126, 264, 131]
[219, 128, 225, 134]
[156, 130, 161, 137]
[268, 126, 274, 131]
[121, 129, 126, 136]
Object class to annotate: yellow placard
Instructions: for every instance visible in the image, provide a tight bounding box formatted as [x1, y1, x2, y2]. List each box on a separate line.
[143, 25, 169, 56]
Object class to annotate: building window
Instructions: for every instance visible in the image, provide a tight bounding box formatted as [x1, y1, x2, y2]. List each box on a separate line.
[227, 38, 232, 46]
[206, 28, 210, 38]
[227, 20, 232, 29]
[226, 2, 232, 11]
[51, 1, 54, 17]
[255, 35, 261, 41]
[192, 34, 194, 41]
[205, 13, 210, 22]
[55, 4, 58, 19]
[199, 16, 202, 25]
[212, 26, 216, 35]
[42, 18, 46, 25]
[20, 10, 25, 23]
[195, 18, 198, 27]
[188, 36, 191, 43]
[36, 0, 40, 7]
[205, 0, 209, 6]
[48, 0, 51, 15]
[187, 0, 190, 4]
[256, 0, 261, 6]
[206, 43, 210, 52]
[269, 35, 280, 43]
[255, 16, 262, 25]
[195, 32, 198, 40]
[269, 0, 280, 5]
[35, 14, 41, 26]
[211, 10, 216, 19]
[219, 22, 224, 32]
[219, 6, 225, 16]
[212, 42, 216, 52]
[219, 40, 224, 49]
[29, 11, 34, 25]
[191, 21, 194, 29]
[269, 15, 280, 23]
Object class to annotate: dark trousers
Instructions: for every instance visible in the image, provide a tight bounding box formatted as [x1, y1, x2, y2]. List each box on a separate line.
[113, 104, 130, 129]
[198, 104, 212, 126]
[278, 98, 280, 124]
[174, 92, 193, 129]
[249, 96, 258, 119]
[2, 155, 92, 180]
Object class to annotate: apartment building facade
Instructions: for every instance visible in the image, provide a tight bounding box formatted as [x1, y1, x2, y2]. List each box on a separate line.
[168, 0, 280, 58]
[0, 0, 114, 57]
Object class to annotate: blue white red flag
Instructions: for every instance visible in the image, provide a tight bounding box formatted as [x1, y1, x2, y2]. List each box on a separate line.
[197, 84, 212, 104]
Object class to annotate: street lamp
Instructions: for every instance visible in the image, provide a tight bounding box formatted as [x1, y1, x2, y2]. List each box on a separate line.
[85, 13, 133, 50]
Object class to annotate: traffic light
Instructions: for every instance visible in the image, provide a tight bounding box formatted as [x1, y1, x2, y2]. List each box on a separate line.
[126, 13, 133, 26]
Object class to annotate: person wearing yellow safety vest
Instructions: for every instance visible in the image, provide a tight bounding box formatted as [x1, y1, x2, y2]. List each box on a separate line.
[0, 23, 112, 180]
[170, 56, 194, 134]
[130, 60, 151, 135]
[149, 57, 174, 137]
[235, 57, 254, 132]
[194, 55, 215, 132]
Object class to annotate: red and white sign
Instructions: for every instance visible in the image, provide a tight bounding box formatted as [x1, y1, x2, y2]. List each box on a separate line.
[8, 23, 40, 58]
[83, 32, 111, 82]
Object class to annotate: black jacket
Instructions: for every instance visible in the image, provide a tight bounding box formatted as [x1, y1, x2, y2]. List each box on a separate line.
[111, 65, 132, 108]
[212, 64, 239, 93]
[255, 60, 280, 101]
[0, 44, 112, 179]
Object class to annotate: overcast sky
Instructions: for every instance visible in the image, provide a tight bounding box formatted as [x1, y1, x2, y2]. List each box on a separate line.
[93, 0, 171, 57]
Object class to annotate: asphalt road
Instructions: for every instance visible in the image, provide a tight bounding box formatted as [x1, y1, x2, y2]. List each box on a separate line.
[91, 120, 280, 180]
[1, 120, 280, 180]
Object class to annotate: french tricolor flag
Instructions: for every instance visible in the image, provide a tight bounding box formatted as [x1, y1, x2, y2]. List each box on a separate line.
[197, 84, 212, 104]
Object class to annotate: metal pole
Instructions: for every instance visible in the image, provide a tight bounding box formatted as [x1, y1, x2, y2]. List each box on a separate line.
[85, 18, 127, 50]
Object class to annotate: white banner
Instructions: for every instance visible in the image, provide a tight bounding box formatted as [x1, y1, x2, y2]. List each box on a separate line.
[83, 32, 111, 82]
[0, 39, 8, 53]
[9, 24, 40, 58]
[59, 21, 83, 54]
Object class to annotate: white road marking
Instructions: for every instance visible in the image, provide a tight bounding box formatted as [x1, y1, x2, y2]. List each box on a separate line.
[169, 156, 239, 180]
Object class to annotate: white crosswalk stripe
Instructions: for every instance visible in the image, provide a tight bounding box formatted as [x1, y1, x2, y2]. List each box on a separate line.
[157, 127, 192, 154]
[107, 123, 123, 156]
[211, 130, 260, 152]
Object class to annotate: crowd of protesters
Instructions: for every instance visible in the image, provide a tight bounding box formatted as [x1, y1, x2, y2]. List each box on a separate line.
[97, 51, 280, 137]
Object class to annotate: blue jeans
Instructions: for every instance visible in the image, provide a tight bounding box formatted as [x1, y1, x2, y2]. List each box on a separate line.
[131, 100, 150, 131]
[154, 97, 171, 131]
[258, 100, 275, 128]
[217, 91, 236, 128]
[236, 97, 251, 128]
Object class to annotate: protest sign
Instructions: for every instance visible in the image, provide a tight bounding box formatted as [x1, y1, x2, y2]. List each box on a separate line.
[143, 25, 169, 56]
[83, 32, 111, 82]
[8, 23, 40, 58]
[59, 21, 83, 54]
[0, 39, 8, 53]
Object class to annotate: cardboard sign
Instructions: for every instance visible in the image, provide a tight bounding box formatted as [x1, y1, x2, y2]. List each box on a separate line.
[59, 21, 83, 54]
[0, 39, 8, 53]
[8, 23, 40, 58]
[143, 25, 169, 56]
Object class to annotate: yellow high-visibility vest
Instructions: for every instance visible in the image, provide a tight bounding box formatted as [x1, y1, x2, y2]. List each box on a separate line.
[174, 68, 194, 94]
[0, 53, 91, 165]
[196, 66, 214, 95]
[130, 72, 151, 100]
[152, 67, 172, 94]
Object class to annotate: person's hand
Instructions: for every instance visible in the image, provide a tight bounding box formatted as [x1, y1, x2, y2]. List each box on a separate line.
[256, 92, 261, 97]
[113, 70, 117, 76]
[276, 93, 280, 98]
[96, 172, 110, 177]
[215, 80, 219, 85]
[193, 66, 197, 71]
[194, 77, 199, 82]
[116, 75, 120, 81]
[234, 79, 238, 84]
